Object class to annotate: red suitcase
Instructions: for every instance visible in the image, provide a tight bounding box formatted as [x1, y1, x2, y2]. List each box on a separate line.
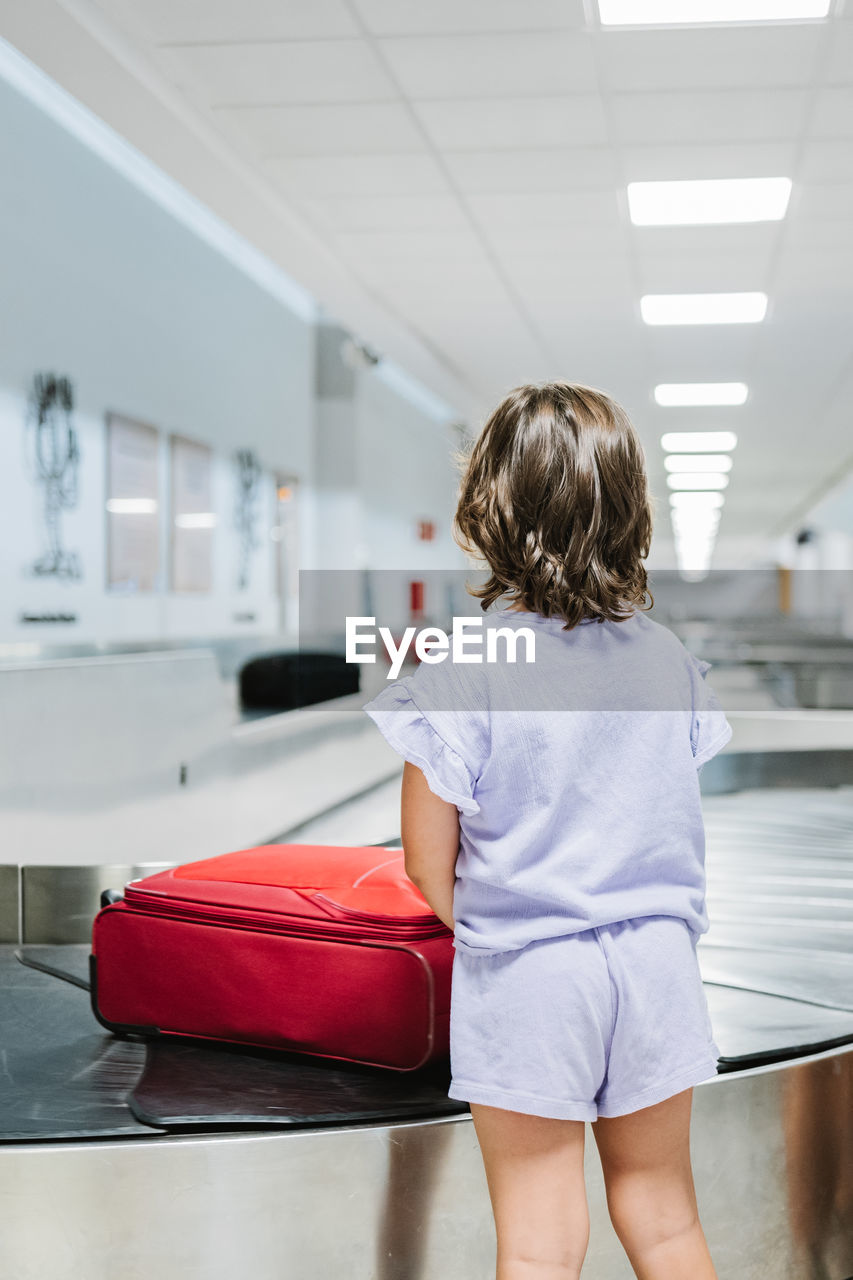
[90, 844, 454, 1071]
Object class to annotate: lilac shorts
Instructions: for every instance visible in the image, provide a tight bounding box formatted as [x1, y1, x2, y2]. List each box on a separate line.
[447, 914, 720, 1121]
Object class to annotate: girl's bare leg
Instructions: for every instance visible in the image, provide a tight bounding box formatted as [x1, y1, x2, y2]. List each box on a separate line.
[468, 1102, 589, 1279]
[591, 1088, 718, 1280]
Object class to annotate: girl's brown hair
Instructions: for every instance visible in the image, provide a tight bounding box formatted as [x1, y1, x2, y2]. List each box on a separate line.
[452, 382, 654, 630]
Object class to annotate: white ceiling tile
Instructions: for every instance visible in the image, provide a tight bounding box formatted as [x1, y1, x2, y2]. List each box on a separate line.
[823, 16, 853, 83]
[620, 142, 798, 182]
[464, 190, 621, 229]
[594, 25, 823, 93]
[773, 249, 853, 293]
[332, 228, 486, 263]
[213, 102, 424, 155]
[264, 153, 450, 197]
[157, 39, 397, 106]
[377, 32, 597, 98]
[630, 223, 782, 264]
[792, 181, 853, 218]
[811, 88, 853, 136]
[610, 90, 809, 144]
[636, 253, 772, 292]
[298, 194, 469, 232]
[479, 225, 625, 262]
[353, 0, 588, 35]
[367, 258, 507, 292]
[442, 148, 618, 193]
[400, 317, 551, 385]
[799, 139, 853, 181]
[501, 252, 635, 298]
[641, 231, 774, 275]
[414, 97, 609, 150]
[514, 290, 636, 329]
[644, 326, 762, 376]
[780, 217, 853, 247]
[95, 0, 359, 43]
[481, 225, 628, 259]
[371, 273, 513, 312]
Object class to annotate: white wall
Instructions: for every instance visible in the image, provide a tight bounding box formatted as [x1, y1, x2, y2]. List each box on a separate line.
[358, 369, 468, 574]
[775, 468, 853, 635]
[0, 72, 315, 648]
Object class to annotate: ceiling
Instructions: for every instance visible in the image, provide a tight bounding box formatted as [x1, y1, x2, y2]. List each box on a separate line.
[2, 0, 853, 558]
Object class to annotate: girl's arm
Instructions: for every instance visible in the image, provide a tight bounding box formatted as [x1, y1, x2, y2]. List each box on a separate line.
[400, 760, 460, 931]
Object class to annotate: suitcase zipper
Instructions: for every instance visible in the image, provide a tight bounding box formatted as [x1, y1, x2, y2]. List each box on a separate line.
[121, 887, 449, 941]
[311, 892, 443, 928]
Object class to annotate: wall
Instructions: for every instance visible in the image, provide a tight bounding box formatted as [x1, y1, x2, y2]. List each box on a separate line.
[776, 467, 853, 634]
[0, 72, 315, 648]
[306, 323, 468, 640]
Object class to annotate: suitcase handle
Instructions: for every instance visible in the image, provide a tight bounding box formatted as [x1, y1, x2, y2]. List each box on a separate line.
[100, 888, 124, 909]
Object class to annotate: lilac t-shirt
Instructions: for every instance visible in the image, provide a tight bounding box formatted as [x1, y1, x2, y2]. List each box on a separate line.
[363, 608, 733, 956]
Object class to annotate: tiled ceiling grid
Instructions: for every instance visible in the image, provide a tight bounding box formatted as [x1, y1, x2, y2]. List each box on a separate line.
[78, 0, 853, 544]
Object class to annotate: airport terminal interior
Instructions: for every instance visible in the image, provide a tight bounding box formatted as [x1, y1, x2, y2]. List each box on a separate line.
[1, 2, 853, 1278]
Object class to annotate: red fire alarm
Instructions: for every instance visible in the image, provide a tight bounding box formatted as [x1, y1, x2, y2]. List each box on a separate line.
[416, 520, 436, 542]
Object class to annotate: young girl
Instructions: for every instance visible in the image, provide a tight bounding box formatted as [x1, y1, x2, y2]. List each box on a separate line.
[364, 382, 731, 1280]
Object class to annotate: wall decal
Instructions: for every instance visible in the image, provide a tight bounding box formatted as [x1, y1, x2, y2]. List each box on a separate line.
[25, 372, 82, 580]
[234, 448, 263, 590]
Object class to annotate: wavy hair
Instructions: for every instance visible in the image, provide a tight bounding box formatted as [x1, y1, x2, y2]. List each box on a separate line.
[452, 382, 655, 630]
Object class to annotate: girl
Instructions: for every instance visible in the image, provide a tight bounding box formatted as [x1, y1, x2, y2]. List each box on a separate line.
[364, 382, 731, 1280]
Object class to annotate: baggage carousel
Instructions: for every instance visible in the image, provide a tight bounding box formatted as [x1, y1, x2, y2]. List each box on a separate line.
[2, 763, 853, 1279]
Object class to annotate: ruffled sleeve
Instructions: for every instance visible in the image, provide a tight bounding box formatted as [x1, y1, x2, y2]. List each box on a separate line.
[689, 655, 734, 768]
[363, 680, 482, 817]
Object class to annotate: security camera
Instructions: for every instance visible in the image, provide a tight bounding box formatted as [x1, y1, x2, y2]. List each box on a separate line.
[340, 336, 382, 370]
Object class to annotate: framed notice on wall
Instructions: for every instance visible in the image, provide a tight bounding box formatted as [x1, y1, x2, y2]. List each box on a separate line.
[170, 434, 214, 592]
[106, 413, 160, 591]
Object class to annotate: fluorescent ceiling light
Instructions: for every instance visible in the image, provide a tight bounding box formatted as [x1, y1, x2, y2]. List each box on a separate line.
[675, 524, 718, 538]
[670, 491, 724, 509]
[174, 513, 217, 529]
[641, 293, 767, 325]
[671, 512, 717, 527]
[671, 508, 721, 528]
[666, 499, 722, 519]
[598, 1, 829, 25]
[664, 454, 733, 472]
[661, 431, 738, 452]
[655, 383, 747, 406]
[628, 178, 791, 226]
[667, 473, 729, 489]
[106, 498, 158, 515]
[676, 550, 713, 578]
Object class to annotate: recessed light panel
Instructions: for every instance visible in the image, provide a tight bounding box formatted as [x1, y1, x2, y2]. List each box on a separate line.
[628, 178, 791, 226]
[664, 454, 733, 472]
[667, 473, 730, 489]
[661, 432, 738, 452]
[655, 384, 748, 406]
[598, 0, 829, 25]
[641, 293, 767, 325]
[670, 491, 725, 509]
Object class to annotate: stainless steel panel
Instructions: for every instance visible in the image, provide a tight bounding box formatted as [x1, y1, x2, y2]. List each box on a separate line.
[0, 651, 233, 808]
[21, 863, 177, 944]
[0, 1046, 850, 1280]
[700, 748, 853, 794]
[0, 866, 19, 943]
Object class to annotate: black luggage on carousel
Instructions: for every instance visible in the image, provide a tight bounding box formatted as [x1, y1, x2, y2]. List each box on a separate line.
[239, 650, 360, 711]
